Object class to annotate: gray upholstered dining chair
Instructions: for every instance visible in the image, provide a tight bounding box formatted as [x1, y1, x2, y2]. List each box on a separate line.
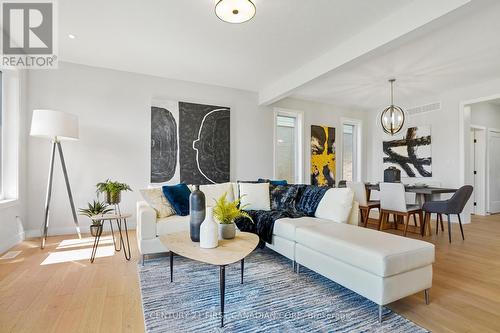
[421, 185, 473, 243]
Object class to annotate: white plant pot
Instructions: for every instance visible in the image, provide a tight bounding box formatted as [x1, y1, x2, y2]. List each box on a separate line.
[200, 207, 218, 249]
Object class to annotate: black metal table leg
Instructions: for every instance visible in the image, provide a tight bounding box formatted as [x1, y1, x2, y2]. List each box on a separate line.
[90, 226, 102, 263]
[241, 258, 244, 284]
[122, 218, 131, 259]
[220, 265, 226, 328]
[170, 251, 174, 282]
[109, 219, 121, 251]
[115, 217, 131, 260]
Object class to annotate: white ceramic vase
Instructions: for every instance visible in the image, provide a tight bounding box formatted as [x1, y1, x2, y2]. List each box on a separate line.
[200, 207, 218, 249]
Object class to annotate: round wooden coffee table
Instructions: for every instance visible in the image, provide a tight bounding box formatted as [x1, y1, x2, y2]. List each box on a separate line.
[160, 231, 259, 327]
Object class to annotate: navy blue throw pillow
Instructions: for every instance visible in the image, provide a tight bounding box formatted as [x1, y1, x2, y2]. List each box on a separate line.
[296, 185, 329, 216]
[162, 184, 191, 216]
[258, 178, 288, 186]
[270, 179, 288, 186]
[270, 184, 302, 211]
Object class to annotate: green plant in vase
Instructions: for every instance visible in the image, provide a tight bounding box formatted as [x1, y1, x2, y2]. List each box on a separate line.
[213, 193, 253, 240]
[79, 200, 113, 237]
[96, 179, 132, 205]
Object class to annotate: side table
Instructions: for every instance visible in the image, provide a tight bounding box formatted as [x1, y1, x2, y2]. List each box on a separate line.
[89, 213, 132, 263]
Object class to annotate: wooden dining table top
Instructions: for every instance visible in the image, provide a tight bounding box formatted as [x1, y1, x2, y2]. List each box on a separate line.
[365, 183, 458, 195]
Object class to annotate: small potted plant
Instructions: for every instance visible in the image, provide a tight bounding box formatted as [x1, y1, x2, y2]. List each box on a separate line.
[96, 179, 132, 205]
[213, 193, 252, 240]
[79, 200, 113, 237]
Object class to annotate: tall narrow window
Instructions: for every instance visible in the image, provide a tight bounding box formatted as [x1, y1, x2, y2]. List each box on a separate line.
[0, 71, 3, 199]
[274, 109, 303, 183]
[342, 123, 357, 181]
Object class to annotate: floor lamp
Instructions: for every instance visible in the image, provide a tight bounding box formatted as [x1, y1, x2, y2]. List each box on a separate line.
[30, 109, 82, 249]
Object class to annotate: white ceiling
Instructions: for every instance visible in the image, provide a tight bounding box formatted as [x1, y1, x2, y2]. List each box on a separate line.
[59, 0, 412, 92]
[291, 0, 500, 110]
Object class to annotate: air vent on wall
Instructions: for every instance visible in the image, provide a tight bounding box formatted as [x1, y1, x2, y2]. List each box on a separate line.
[407, 102, 441, 116]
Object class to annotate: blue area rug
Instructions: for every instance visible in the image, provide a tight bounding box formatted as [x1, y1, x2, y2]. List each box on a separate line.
[138, 248, 428, 333]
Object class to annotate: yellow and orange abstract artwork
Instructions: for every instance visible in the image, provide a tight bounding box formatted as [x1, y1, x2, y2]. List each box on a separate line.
[311, 125, 335, 186]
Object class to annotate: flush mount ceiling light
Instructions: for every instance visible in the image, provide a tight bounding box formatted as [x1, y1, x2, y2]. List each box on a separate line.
[215, 0, 256, 24]
[380, 79, 405, 135]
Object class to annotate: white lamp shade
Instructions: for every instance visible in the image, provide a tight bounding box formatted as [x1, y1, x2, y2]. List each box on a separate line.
[30, 109, 79, 140]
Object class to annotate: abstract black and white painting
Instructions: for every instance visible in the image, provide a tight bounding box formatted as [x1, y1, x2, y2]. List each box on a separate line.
[150, 106, 178, 183]
[179, 102, 230, 185]
[383, 126, 432, 178]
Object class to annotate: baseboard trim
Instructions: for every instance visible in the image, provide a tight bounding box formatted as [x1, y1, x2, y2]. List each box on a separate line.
[0, 231, 25, 254]
[25, 223, 136, 239]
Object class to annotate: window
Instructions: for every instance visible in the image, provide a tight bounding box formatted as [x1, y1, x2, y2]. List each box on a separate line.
[274, 109, 303, 183]
[341, 120, 361, 182]
[0, 71, 3, 199]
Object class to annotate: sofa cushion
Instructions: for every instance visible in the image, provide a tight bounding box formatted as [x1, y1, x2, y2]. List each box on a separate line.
[156, 215, 190, 236]
[162, 184, 191, 216]
[315, 188, 354, 223]
[273, 217, 329, 241]
[239, 182, 271, 211]
[270, 184, 304, 211]
[139, 187, 176, 218]
[296, 185, 329, 216]
[295, 222, 435, 277]
[200, 182, 235, 207]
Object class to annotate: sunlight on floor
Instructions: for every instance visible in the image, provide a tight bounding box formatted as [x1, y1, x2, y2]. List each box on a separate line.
[41, 245, 115, 265]
[56, 236, 114, 249]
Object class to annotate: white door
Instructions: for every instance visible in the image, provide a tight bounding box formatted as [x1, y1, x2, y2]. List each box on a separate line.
[471, 129, 476, 214]
[488, 131, 500, 213]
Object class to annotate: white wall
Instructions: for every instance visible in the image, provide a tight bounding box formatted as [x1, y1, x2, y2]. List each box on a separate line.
[24, 62, 351, 237]
[366, 77, 500, 223]
[25, 62, 277, 236]
[273, 98, 368, 184]
[471, 101, 500, 128]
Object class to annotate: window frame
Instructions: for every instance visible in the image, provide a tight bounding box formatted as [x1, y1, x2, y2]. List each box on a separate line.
[0, 69, 20, 205]
[273, 108, 304, 184]
[340, 117, 362, 182]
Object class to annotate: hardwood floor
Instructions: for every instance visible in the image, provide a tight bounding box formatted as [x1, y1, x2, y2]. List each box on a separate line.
[1, 215, 500, 332]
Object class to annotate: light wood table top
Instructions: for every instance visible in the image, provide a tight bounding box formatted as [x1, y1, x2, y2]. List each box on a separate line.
[90, 213, 132, 220]
[160, 231, 259, 266]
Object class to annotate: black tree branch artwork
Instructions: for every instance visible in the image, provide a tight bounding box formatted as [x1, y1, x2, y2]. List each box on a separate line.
[383, 127, 432, 177]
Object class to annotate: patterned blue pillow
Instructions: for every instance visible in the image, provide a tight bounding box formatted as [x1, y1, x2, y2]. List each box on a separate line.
[296, 185, 329, 216]
[270, 184, 303, 211]
[162, 184, 191, 216]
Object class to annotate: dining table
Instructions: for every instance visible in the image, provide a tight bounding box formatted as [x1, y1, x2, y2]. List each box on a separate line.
[364, 183, 458, 235]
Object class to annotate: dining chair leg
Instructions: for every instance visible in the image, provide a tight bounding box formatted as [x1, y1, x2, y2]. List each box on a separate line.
[412, 213, 418, 227]
[365, 208, 371, 227]
[457, 214, 465, 240]
[359, 208, 365, 227]
[403, 215, 410, 237]
[439, 214, 444, 231]
[435, 214, 439, 235]
[378, 212, 384, 231]
[447, 214, 452, 243]
[421, 212, 427, 236]
[425, 211, 430, 236]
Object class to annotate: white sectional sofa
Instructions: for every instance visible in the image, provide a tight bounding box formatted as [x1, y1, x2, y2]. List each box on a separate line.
[136, 182, 434, 322]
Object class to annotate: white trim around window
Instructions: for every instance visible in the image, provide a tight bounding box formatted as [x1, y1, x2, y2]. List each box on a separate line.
[273, 108, 304, 184]
[340, 117, 362, 182]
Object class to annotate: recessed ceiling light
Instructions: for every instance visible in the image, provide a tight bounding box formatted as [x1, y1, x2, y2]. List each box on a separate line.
[68, 34, 76, 39]
[215, 0, 256, 24]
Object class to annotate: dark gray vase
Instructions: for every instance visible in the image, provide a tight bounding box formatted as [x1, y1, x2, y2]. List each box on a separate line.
[189, 185, 206, 242]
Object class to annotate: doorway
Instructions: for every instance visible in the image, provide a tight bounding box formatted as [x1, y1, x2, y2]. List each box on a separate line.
[461, 96, 500, 216]
[488, 130, 500, 213]
[470, 126, 486, 215]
